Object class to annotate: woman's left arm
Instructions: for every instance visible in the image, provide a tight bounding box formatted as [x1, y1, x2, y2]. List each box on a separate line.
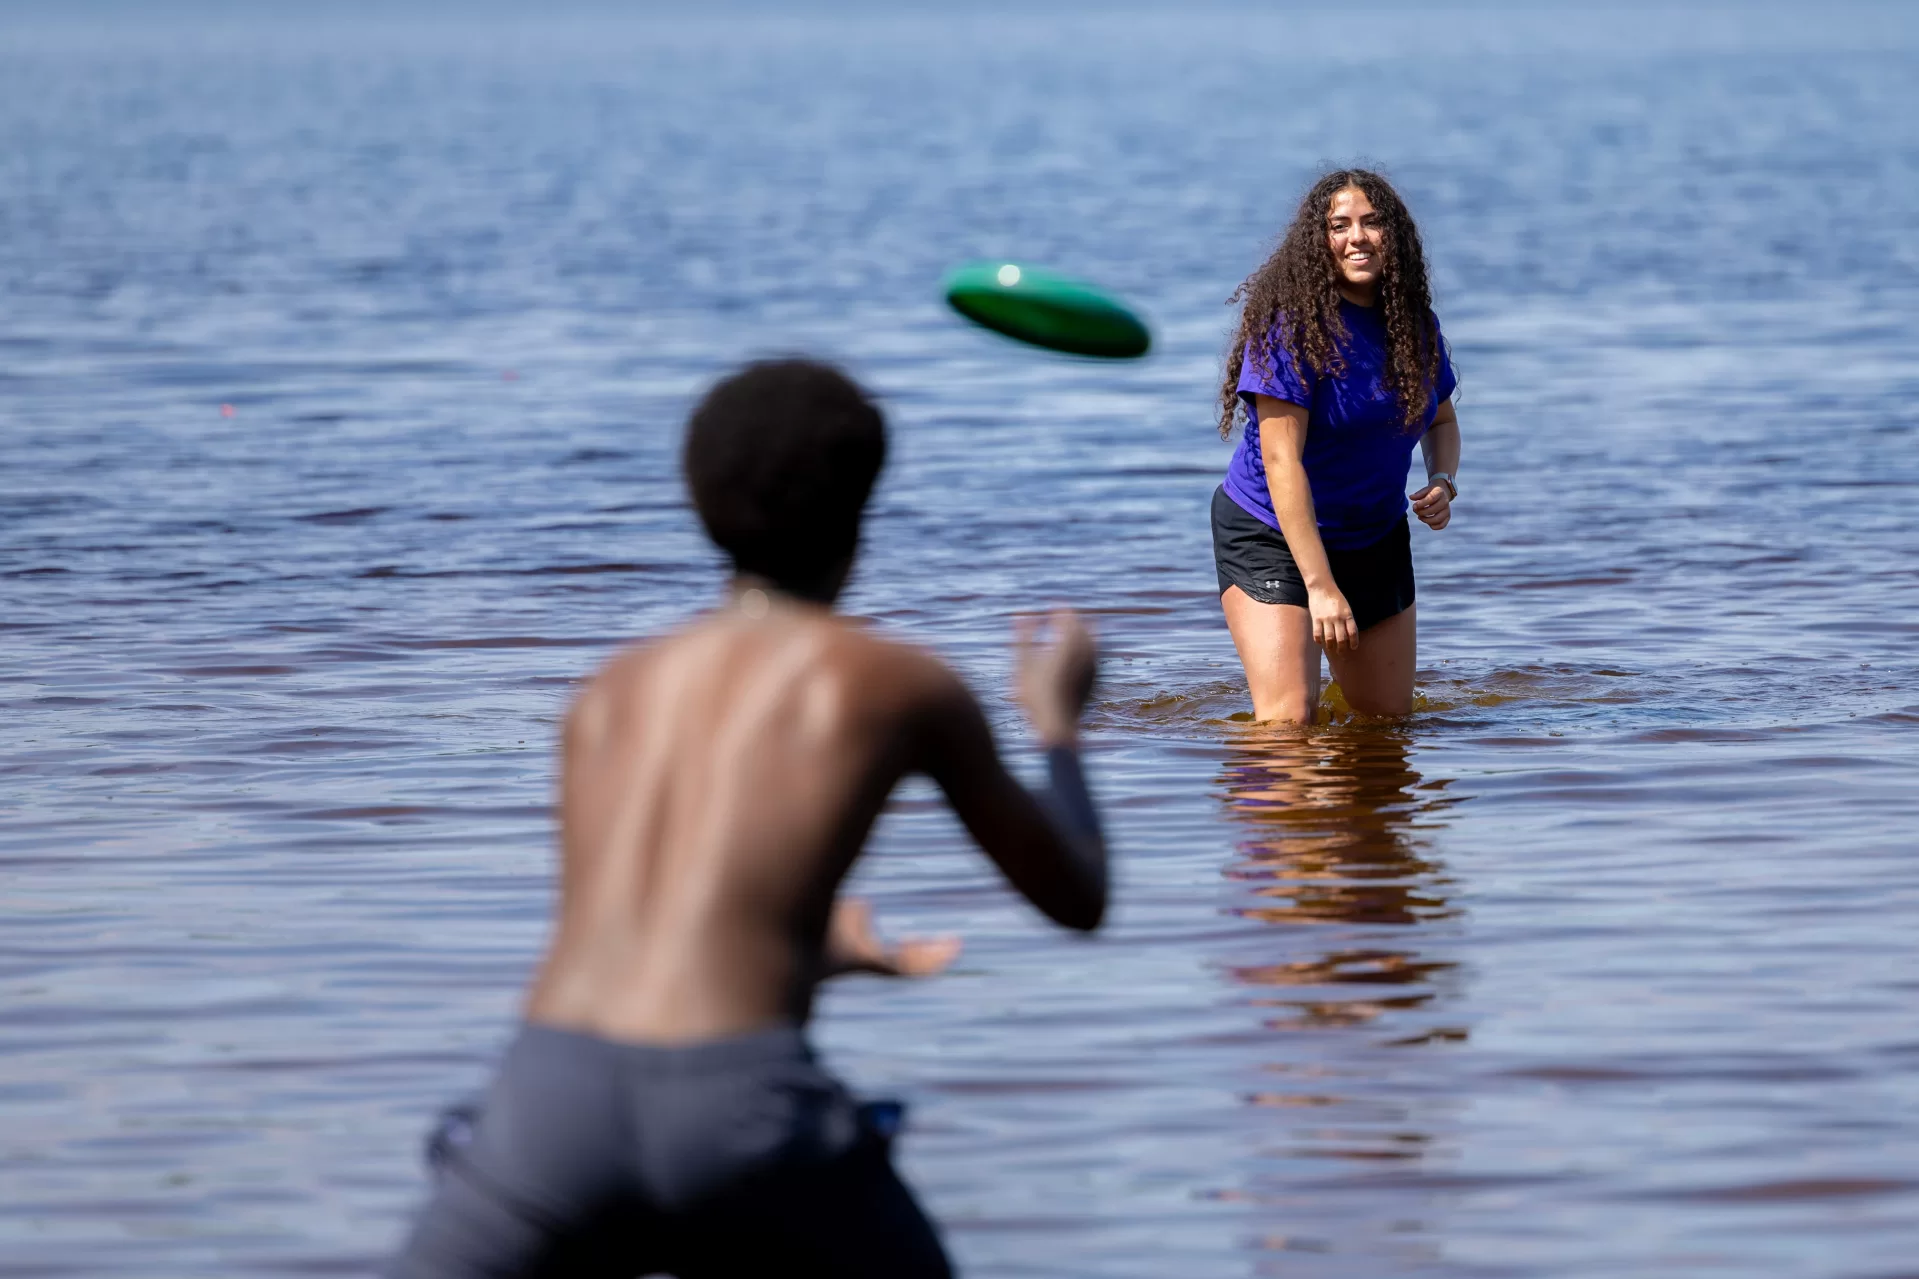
[1411, 398, 1460, 531]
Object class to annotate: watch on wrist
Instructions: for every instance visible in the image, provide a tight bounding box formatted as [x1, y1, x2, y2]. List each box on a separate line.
[1426, 472, 1456, 500]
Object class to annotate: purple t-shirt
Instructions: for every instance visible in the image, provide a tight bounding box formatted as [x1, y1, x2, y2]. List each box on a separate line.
[1223, 300, 1457, 550]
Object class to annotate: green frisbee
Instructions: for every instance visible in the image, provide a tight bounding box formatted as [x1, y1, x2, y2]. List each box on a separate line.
[942, 262, 1151, 359]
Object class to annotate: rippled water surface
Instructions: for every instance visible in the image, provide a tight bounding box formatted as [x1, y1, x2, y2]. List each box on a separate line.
[5, 6, 1919, 1276]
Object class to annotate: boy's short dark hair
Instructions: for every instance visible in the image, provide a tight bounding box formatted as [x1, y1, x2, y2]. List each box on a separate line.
[683, 359, 886, 595]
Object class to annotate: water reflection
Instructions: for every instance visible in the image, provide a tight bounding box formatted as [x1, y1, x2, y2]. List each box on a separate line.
[1216, 724, 1464, 1181]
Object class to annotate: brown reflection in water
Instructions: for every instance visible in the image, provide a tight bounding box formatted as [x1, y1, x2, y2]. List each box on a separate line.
[1217, 723, 1464, 1185]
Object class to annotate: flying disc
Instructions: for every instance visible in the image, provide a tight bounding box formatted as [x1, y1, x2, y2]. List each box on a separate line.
[942, 262, 1151, 359]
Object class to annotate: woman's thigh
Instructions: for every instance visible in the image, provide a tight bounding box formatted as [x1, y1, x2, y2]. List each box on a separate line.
[1325, 604, 1416, 717]
[1220, 586, 1320, 724]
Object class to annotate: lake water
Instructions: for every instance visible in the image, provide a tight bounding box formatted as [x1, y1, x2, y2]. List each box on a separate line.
[4, 5, 1919, 1276]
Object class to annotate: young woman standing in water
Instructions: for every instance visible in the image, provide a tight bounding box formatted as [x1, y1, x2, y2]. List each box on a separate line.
[1213, 169, 1461, 722]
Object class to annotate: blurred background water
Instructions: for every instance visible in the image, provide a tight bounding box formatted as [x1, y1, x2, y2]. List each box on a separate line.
[3, 3, 1919, 1275]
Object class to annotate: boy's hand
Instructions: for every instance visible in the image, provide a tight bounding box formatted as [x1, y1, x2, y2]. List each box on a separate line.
[1015, 609, 1098, 747]
[825, 899, 961, 979]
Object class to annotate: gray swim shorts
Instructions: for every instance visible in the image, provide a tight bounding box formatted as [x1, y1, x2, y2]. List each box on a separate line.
[388, 1023, 951, 1278]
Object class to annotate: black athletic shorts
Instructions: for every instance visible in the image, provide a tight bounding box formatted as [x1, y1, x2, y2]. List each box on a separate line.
[388, 1023, 951, 1279]
[1211, 485, 1414, 633]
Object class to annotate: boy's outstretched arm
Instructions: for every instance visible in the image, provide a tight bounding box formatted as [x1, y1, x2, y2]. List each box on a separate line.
[917, 610, 1108, 932]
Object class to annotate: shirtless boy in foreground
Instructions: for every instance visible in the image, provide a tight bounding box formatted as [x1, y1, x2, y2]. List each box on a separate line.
[389, 359, 1108, 1278]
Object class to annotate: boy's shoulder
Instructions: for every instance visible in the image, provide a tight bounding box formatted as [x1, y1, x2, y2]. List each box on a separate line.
[812, 614, 973, 710]
[574, 611, 971, 717]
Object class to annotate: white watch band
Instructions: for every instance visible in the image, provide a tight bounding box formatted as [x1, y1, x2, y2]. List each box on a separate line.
[1427, 472, 1456, 499]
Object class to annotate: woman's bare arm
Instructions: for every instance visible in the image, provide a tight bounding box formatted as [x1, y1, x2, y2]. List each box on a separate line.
[1255, 393, 1358, 653]
[1412, 398, 1460, 531]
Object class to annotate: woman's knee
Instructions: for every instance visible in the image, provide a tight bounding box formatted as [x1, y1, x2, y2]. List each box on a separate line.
[1252, 687, 1318, 724]
[1337, 666, 1414, 718]
[1334, 610, 1415, 717]
[1342, 685, 1412, 718]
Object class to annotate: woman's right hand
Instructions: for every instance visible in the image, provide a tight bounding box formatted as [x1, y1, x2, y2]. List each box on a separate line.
[1309, 585, 1358, 654]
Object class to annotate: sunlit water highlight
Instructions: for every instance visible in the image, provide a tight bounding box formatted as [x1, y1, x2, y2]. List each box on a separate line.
[3, 7, 1918, 1276]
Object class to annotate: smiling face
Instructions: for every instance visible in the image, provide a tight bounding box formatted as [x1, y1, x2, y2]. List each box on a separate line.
[1325, 186, 1387, 304]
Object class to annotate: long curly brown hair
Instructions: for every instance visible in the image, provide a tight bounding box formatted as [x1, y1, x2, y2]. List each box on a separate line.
[1218, 169, 1441, 438]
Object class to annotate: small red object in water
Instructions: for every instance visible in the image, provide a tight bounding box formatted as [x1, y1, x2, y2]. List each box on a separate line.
[220, 404, 235, 417]
[502, 370, 520, 382]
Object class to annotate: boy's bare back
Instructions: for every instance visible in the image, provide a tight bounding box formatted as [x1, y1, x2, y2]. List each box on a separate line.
[526, 593, 1102, 1045]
